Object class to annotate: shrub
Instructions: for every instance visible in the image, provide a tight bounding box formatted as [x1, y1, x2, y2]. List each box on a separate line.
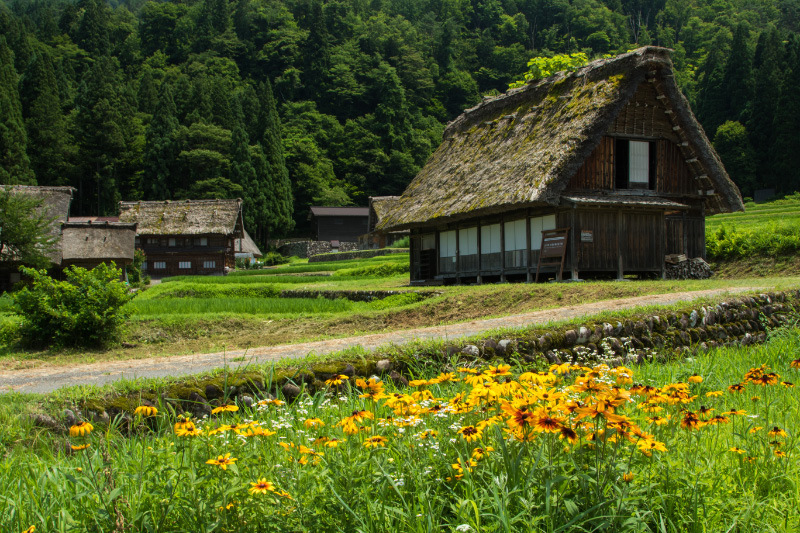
[387, 236, 410, 248]
[126, 249, 146, 286]
[13, 263, 133, 347]
[262, 252, 290, 266]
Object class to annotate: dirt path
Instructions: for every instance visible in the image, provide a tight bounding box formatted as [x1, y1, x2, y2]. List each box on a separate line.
[0, 287, 757, 394]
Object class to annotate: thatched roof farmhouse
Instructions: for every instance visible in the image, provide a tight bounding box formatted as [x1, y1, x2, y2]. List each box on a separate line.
[379, 46, 743, 284]
[61, 222, 137, 269]
[119, 199, 245, 277]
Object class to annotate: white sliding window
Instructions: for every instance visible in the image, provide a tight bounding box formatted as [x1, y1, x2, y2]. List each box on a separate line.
[530, 215, 557, 250]
[629, 140, 650, 185]
[480, 224, 501, 254]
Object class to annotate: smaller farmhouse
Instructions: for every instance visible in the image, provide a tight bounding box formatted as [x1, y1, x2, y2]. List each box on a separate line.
[0, 186, 74, 290]
[119, 199, 244, 277]
[378, 47, 743, 284]
[61, 221, 137, 273]
[361, 196, 408, 249]
[309, 206, 369, 243]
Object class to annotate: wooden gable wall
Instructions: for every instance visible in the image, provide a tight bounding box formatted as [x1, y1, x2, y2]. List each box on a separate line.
[567, 80, 696, 195]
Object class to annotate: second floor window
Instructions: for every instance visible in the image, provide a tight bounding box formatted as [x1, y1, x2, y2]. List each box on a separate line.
[615, 139, 655, 190]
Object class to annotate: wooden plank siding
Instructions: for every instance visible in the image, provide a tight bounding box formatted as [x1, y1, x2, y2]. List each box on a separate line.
[656, 140, 695, 194]
[568, 136, 615, 190]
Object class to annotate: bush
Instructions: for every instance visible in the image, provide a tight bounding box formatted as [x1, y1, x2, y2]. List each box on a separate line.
[13, 263, 133, 348]
[262, 251, 290, 266]
[126, 249, 146, 286]
[387, 236, 410, 248]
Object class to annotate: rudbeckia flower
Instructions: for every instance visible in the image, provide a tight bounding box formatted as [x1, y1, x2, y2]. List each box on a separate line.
[206, 453, 237, 470]
[134, 405, 158, 417]
[69, 421, 94, 437]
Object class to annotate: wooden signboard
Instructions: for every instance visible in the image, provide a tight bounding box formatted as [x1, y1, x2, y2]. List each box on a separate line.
[536, 228, 570, 282]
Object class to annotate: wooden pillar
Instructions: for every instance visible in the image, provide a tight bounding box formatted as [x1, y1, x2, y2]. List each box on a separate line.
[434, 230, 440, 278]
[525, 212, 532, 282]
[455, 225, 461, 284]
[476, 221, 483, 284]
[569, 204, 577, 281]
[699, 205, 706, 260]
[500, 218, 506, 282]
[681, 210, 687, 257]
[616, 209, 624, 280]
[660, 210, 666, 280]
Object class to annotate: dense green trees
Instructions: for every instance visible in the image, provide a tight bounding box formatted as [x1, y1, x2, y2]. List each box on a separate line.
[1, 0, 800, 242]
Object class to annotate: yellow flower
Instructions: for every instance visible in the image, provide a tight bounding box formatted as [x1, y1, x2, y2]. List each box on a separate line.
[705, 391, 724, 397]
[791, 359, 800, 369]
[206, 453, 237, 470]
[22, 527, 35, 533]
[134, 405, 158, 417]
[69, 421, 94, 437]
[176, 426, 202, 437]
[775, 450, 787, 458]
[484, 364, 512, 377]
[325, 375, 349, 386]
[749, 426, 763, 434]
[471, 446, 494, 460]
[363, 436, 388, 448]
[688, 375, 703, 384]
[256, 399, 285, 407]
[240, 426, 275, 438]
[781, 381, 794, 388]
[729, 447, 746, 454]
[418, 430, 438, 440]
[70, 443, 90, 451]
[249, 478, 277, 495]
[622, 472, 634, 483]
[768, 426, 788, 438]
[211, 403, 239, 414]
[304, 418, 324, 428]
[457, 426, 482, 442]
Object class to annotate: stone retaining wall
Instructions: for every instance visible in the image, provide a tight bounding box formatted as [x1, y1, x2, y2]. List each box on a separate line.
[74, 290, 800, 425]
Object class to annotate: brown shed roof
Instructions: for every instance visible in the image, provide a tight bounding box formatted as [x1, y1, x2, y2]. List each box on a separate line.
[61, 222, 137, 264]
[309, 206, 370, 217]
[378, 47, 743, 231]
[118, 199, 244, 237]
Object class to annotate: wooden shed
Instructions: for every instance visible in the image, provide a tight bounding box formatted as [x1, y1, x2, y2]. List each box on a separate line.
[378, 47, 744, 284]
[61, 222, 137, 271]
[119, 199, 244, 277]
[308, 206, 369, 243]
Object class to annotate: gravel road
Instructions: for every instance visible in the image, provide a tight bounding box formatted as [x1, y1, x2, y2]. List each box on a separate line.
[0, 287, 754, 394]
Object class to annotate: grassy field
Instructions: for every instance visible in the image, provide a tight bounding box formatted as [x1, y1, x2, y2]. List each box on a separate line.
[1, 247, 799, 368]
[707, 193, 800, 262]
[2, 326, 798, 532]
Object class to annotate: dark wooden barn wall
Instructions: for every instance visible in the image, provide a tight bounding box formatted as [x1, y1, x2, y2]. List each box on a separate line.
[315, 216, 369, 242]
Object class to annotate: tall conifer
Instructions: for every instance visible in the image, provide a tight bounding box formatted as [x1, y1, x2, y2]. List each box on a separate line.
[0, 36, 34, 185]
[258, 79, 294, 241]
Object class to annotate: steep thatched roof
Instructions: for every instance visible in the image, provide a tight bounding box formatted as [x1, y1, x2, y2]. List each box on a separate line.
[61, 222, 137, 264]
[3, 186, 74, 264]
[235, 230, 263, 257]
[118, 199, 244, 237]
[378, 47, 743, 231]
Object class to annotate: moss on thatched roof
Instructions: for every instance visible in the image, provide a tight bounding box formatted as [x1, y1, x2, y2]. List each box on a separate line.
[118, 199, 244, 237]
[378, 47, 743, 231]
[61, 222, 137, 264]
[3, 186, 74, 264]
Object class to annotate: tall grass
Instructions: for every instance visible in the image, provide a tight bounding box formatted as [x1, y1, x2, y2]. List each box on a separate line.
[706, 194, 800, 260]
[3, 331, 799, 531]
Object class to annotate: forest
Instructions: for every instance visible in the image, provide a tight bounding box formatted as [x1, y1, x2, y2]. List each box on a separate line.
[1, 0, 800, 241]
